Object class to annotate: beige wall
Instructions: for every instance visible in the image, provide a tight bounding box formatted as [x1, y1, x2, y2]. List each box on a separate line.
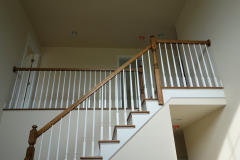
[174, 135, 188, 158]
[0, 0, 41, 122]
[176, 0, 240, 159]
[39, 47, 142, 68]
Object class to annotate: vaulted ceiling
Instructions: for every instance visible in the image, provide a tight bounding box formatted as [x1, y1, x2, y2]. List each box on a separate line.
[21, 0, 186, 48]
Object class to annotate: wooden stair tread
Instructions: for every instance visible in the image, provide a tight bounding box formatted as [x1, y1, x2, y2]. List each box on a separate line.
[80, 157, 103, 159]
[112, 125, 135, 140]
[99, 140, 120, 143]
[127, 111, 150, 122]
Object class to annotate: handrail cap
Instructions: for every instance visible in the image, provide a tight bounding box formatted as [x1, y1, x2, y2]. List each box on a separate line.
[207, 39, 211, 46]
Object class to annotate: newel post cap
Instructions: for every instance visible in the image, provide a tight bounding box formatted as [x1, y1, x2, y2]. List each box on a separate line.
[32, 125, 38, 129]
[207, 39, 211, 46]
[13, 66, 17, 72]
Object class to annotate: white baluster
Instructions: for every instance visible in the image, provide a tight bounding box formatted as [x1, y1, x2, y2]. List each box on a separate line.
[104, 71, 107, 108]
[134, 71, 139, 109]
[60, 71, 67, 108]
[158, 43, 167, 87]
[188, 44, 199, 87]
[49, 71, 56, 109]
[129, 65, 134, 111]
[123, 69, 127, 125]
[100, 85, 104, 140]
[99, 71, 102, 108]
[135, 60, 142, 111]
[72, 71, 77, 104]
[65, 111, 72, 160]
[147, 50, 156, 98]
[182, 44, 193, 87]
[119, 72, 122, 108]
[38, 133, 44, 160]
[205, 44, 218, 87]
[91, 71, 97, 156]
[9, 72, 20, 108]
[199, 44, 212, 87]
[44, 71, 51, 108]
[109, 71, 112, 140]
[82, 98, 88, 157]
[73, 71, 81, 160]
[66, 71, 72, 108]
[176, 44, 187, 87]
[26, 71, 37, 109]
[55, 71, 62, 108]
[21, 71, 31, 108]
[115, 74, 119, 125]
[82, 71, 87, 108]
[88, 71, 91, 108]
[164, 43, 174, 87]
[56, 119, 62, 160]
[193, 44, 206, 87]
[38, 70, 46, 108]
[32, 71, 41, 108]
[47, 126, 53, 160]
[141, 55, 149, 98]
[170, 43, 180, 87]
[14, 71, 25, 109]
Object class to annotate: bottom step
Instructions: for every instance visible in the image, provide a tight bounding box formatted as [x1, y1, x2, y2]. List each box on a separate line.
[80, 157, 103, 159]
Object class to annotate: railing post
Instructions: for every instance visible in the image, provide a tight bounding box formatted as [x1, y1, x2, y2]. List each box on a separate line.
[24, 125, 37, 160]
[150, 36, 164, 105]
[138, 66, 145, 103]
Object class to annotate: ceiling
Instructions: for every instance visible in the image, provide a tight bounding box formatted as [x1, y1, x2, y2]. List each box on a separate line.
[170, 104, 225, 136]
[20, 0, 186, 48]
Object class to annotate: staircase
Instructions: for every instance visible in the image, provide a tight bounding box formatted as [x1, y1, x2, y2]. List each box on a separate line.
[13, 36, 222, 160]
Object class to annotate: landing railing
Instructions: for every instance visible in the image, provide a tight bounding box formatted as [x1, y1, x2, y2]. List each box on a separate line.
[7, 36, 221, 160]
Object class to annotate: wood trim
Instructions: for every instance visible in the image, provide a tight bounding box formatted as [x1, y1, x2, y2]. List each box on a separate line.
[112, 125, 135, 140]
[3, 108, 139, 111]
[162, 87, 224, 89]
[35, 45, 151, 138]
[80, 157, 103, 159]
[127, 111, 150, 123]
[156, 39, 211, 46]
[13, 66, 136, 72]
[98, 140, 120, 143]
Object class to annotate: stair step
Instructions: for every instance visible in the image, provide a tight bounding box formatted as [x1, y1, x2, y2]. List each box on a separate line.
[98, 140, 120, 143]
[112, 125, 135, 140]
[80, 157, 103, 159]
[127, 111, 150, 122]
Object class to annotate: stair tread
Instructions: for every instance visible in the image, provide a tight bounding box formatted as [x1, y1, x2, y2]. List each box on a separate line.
[80, 157, 103, 159]
[112, 125, 135, 140]
[127, 111, 150, 123]
[99, 140, 120, 143]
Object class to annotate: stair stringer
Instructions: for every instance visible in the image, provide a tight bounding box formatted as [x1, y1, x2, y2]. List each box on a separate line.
[99, 100, 161, 160]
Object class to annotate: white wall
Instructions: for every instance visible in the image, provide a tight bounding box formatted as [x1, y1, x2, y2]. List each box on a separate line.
[176, 0, 240, 159]
[0, 0, 41, 122]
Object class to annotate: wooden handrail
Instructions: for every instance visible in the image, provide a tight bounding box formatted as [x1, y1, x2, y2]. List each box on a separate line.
[35, 44, 151, 138]
[156, 39, 211, 46]
[13, 67, 136, 72]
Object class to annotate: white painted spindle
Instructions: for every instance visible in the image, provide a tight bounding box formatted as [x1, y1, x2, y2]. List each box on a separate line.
[32, 71, 41, 108]
[91, 71, 97, 156]
[115, 74, 119, 125]
[147, 50, 156, 98]
[158, 43, 167, 87]
[123, 69, 127, 125]
[49, 71, 56, 108]
[64, 111, 72, 160]
[82, 71, 88, 157]
[55, 71, 62, 108]
[199, 44, 212, 87]
[56, 119, 62, 160]
[38, 133, 44, 160]
[104, 71, 106, 108]
[170, 43, 180, 87]
[72, 71, 77, 104]
[14, 71, 25, 109]
[134, 71, 139, 108]
[26, 71, 37, 108]
[188, 44, 199, 87]
[119, 72, 122, 108]
[9, 72, 20, 108]
[141, 55, 148, 98]
[176, 44, 187, 87]
[164, 43, 174, 87]
[205, 44, 218, 87]
[193, 44, 206, 87]
[60, 71, 66, 108]
[43, 71, 51, 108]
[99, 71, 102, 108]
[100, 85, 104, 140]
[182, 44, 193, 87]
[88, 71, 91, 108]
[109, 71, 112, 140]
[47, 126, 53, 160]
[135, 60, 142, 111]
[21, 71, 31, 108]
[38, 70, 46, 108]
[129, 64, 134, 111]
[66, 71, 72, 108]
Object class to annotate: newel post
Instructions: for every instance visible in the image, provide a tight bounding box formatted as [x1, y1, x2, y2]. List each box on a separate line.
[138, 65, 145, 102]
[150, 36, 164, 105]
[24, 125, 37, 160]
